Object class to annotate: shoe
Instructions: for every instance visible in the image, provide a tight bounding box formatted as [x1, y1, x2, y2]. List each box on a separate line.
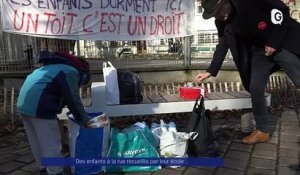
[242, 129, 270, 144]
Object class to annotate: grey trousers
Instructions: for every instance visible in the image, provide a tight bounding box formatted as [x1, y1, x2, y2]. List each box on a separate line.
[250, 48, 300, 133]
[22, 116, 64, 175]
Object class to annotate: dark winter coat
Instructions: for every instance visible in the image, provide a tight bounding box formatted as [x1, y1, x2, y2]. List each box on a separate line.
[230, 0, 300, 55]
[207, 0, 299, 90]
[207, 21, 252, 91]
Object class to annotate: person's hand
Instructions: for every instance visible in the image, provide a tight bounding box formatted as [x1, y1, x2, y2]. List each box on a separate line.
[84, 120, 94, 128]
[265, 46, 276, 56]
[195, 72, 211, 83]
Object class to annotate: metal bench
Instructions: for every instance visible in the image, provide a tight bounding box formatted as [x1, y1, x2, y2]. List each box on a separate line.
[58, 82, 271, 119]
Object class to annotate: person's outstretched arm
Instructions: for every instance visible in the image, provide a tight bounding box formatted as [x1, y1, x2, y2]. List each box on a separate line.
[195, 20, 229, 83]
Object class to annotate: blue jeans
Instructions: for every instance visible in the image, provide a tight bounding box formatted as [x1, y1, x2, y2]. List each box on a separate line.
[250, 48, 300, 133]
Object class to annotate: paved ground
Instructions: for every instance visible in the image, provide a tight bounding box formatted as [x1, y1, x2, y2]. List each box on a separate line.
[0, 106, 299, 175]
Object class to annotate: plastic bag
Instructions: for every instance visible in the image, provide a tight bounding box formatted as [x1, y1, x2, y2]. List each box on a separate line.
[117, 69, 143, 104]
[158, 131, 198, 158]
[185, 96, 220, 157]
[68, 112, 110, 175]
[106, 122, 160, 172]
[103, 61, 120, 105]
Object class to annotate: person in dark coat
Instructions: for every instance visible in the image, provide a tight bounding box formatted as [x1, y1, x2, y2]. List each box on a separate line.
[196, 19, 253, 91]
[196, 0, 300, 145]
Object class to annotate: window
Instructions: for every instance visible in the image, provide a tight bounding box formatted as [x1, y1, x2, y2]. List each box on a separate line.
[160, 39, 163, 45]
[212, 33, 218, 43]
[197, 6, 203, 14]
[204, 33, 211, 43]
[197, 32, 218, 44]
[196, 1, 203, 15]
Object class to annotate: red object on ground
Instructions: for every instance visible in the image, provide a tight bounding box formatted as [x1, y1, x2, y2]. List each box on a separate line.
[179, 87, 207, 99]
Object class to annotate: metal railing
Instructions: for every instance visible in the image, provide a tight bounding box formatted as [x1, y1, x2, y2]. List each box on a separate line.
[0, 31, 236, 73]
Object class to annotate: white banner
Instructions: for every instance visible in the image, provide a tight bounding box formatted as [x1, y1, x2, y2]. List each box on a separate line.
[1, 0, 195, 40]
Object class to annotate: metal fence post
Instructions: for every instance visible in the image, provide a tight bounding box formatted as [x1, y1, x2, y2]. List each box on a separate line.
[182, 36, 192, 67]
[3, 88, 7, 113]
[187, 36, 192, 66]
[10, 87, 15, 123]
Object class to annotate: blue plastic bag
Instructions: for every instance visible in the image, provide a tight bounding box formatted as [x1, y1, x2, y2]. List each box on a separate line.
[68, 112, 110, 175]
[75, 127, 105, 174]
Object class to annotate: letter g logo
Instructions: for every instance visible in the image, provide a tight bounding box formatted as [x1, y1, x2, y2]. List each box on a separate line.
[271, 9, 283, 25]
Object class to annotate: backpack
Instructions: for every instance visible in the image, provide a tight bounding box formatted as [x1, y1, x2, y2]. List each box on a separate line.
[117, 69, 143, 104]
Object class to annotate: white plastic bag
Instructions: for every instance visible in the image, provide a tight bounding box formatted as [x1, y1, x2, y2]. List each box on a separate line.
[156, 130, 198, 158]
[103, 61, 119, 105]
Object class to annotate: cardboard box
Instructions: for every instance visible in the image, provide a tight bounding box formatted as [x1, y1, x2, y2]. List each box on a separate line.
[179, 87, 207, 100]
